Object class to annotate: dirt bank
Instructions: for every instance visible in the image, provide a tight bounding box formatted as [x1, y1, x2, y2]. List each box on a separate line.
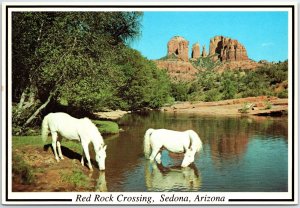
[161, 96, 288, 116]
[12, 145, 102, 192]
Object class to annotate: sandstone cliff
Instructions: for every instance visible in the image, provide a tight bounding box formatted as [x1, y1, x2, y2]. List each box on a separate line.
[214, 60, 262, 72]
[191, 43, 201, 59]
[157, 35, 259, 81]
[167, 36, 189, 62]
[202, 45, 207, 57]
[155, 60, 198, 81]
[209, 36, 248, 62]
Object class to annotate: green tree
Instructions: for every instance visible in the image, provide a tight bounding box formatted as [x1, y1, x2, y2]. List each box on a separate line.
[171, 82, 190, 101]
[220, 71, 238, 100]
[12, 12, 148, 132]
[117, 48, 172, 110]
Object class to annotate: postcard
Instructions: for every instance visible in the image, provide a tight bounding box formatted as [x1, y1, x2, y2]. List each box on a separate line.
[2, 2, 298, 205]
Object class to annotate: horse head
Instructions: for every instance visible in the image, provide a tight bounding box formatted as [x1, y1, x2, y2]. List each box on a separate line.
[181, 147, 195, 167]
[95, 145, 107, 170]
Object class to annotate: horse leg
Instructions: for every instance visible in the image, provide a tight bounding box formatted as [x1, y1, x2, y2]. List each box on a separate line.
[149, 147, 160, 162]
[82, 143, 93, 171]
[57, 136, 64, 160]
[155, 152, 162, 164]
[57, 141, 64, 160]
[81, 149, 85, 166]
[51, 132, 60, 162]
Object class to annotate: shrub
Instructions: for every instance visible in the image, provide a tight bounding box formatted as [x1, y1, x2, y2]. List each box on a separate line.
[204, 89, 222, 102]
[277, 89, 288, 98]
[238, 102, 252, 114]
[264, 101, 272, 110]
[171, 82, 190, 101]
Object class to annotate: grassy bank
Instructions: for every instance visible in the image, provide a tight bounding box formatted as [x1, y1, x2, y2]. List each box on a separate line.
[12, 119, 119, 191]
[13, 135, 83, 153]
[92, 120, 120, 134]
[12, 135, 98, 191]
[14, 119, 120, 136]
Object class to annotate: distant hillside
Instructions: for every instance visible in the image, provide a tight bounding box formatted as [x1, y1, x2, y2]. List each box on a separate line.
[153, 35, 288, 102]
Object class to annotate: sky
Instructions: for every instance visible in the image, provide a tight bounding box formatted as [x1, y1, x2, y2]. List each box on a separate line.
[130, 11, 288, 62]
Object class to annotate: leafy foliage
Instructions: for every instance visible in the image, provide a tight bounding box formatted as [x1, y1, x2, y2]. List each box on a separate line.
[191, 55, 222, 70]
[12, 12, 172, 132]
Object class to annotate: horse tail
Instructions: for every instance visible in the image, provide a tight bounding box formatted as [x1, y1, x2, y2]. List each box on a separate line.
[41, 114, 50, 143]
[187, 130, 203, 153]
[144, 128, 154, 159]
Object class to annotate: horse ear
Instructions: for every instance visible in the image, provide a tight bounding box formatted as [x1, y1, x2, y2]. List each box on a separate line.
[103, 145, 107, 151]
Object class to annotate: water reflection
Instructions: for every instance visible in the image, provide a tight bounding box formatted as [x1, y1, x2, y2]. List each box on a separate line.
[205, 116, 288, 169]
[145, 161, 201, 191]
[101, 112, 288, 192]
[95, 171, 107, 192]
[209, 132, 250, 168]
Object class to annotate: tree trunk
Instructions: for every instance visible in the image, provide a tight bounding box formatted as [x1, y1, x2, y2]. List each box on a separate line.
[17, 91, 27, 110]
[22, 93, 53, 129]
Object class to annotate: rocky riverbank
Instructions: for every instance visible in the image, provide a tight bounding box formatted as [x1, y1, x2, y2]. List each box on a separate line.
[161, 96, 288, 116]
[94, 110, 129, 120]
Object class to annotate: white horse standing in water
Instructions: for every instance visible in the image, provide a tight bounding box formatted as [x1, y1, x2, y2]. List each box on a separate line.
[41, 112, 107, 171]
[144, 129, 202, 167]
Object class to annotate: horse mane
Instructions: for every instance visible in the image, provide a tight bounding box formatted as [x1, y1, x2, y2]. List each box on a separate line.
[80, 117, 104, 149]
[187, 130, 203, 153]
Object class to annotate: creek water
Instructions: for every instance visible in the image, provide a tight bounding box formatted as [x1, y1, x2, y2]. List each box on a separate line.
[93, 111, 288, 192]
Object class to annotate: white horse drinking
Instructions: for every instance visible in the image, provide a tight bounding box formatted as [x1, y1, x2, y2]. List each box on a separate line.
[41, 112, 107, 171]
[144, 129, 202, 167]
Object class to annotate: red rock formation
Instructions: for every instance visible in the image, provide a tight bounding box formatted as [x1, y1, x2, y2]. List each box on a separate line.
[156, 35, 258, 81]
[202, 45, 207, 57]
[214, 60, 262, 72]
[209, 36, 248, 62]
[191, 42, 200, 59]
[167, 36, 189, 62]
[155, 60, 198, 81]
